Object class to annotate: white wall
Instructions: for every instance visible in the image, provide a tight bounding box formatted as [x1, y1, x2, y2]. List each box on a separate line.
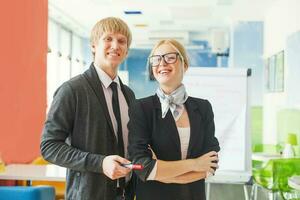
[263, 0, 300, 144]
[264, 0, 300, 56]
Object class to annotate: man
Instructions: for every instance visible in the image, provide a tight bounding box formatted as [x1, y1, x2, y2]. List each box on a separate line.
[40, 17, 135, 200]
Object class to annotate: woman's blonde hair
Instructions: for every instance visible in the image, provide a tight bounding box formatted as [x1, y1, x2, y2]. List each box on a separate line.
[148, 39, 189, 80]
[90, 17, 132, 49]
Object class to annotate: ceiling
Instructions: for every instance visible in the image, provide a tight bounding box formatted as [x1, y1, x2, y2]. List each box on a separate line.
[49, 0, 278, 46]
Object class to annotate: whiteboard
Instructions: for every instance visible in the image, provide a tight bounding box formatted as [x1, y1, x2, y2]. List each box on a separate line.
[183, 67, 252, 183]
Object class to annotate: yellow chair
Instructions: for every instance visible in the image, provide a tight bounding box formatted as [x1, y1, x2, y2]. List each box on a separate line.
[18, 157, 65, 200]
[32, 157, 65, 200]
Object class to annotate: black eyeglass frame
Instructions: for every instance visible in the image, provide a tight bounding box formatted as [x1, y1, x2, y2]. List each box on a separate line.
[148, 52, 180, 67]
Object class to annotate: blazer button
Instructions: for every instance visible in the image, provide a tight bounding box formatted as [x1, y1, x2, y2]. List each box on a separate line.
[76, 172, 81, 176]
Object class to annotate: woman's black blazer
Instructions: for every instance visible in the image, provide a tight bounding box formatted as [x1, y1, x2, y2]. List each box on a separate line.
[128, 94, 220, 200]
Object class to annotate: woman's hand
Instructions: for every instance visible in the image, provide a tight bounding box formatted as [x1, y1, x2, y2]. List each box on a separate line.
[192, 151, 219, 174]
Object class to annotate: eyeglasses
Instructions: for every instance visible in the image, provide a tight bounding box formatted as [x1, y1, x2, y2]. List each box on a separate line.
[148, 52, 180, 67]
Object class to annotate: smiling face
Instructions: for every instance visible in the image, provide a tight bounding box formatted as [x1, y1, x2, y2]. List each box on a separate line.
[151, 43, 187, 91]
[91, 32, 128, 74]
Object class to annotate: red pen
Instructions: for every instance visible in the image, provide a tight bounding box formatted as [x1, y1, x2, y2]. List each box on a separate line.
[122, 163, 143, 170]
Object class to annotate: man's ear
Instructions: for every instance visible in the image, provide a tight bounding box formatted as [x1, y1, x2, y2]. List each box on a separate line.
[91, 44, 96, 54]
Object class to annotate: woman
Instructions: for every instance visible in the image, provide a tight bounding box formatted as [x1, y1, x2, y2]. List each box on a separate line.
[128, 39, 220, 200]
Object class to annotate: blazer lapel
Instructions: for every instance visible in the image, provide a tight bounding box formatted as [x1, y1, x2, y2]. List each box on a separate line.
[185, 98, 203, 158]
[83, 64, 114, 135]
[153, 95, 181, 151]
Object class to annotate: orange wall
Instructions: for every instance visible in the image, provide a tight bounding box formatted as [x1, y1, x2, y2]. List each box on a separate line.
[0, 0, 48, 163]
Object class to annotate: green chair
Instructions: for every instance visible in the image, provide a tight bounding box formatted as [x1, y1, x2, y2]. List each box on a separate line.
[252, 158, 300, 200]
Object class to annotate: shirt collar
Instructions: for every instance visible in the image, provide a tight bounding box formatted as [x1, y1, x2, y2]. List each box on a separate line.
[93, 63, 120, 89]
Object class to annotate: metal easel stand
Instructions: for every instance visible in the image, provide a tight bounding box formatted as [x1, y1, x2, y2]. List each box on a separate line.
[206, 182, 250, 200]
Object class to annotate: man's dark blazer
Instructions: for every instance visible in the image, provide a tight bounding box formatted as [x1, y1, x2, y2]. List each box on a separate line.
[40, 63, 135, 200]
[128, 95, 220, 200]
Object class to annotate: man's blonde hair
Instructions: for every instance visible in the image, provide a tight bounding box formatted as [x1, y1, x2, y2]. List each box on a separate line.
[90, 17, 132, 48]
[148, 39, 189, 79]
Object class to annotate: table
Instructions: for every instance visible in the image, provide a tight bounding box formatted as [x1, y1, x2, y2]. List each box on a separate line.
[288, 176, 300, 191]
[252, 153, 282, 162]
[0, 164, 66, 184]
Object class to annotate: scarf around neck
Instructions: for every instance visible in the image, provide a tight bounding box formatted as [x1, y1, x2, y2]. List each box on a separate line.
[156, 84, 188, 121]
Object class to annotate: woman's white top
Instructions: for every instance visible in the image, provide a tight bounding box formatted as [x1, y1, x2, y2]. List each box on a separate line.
[147, 127, 191, 180]
[177, 127, 191, 160]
